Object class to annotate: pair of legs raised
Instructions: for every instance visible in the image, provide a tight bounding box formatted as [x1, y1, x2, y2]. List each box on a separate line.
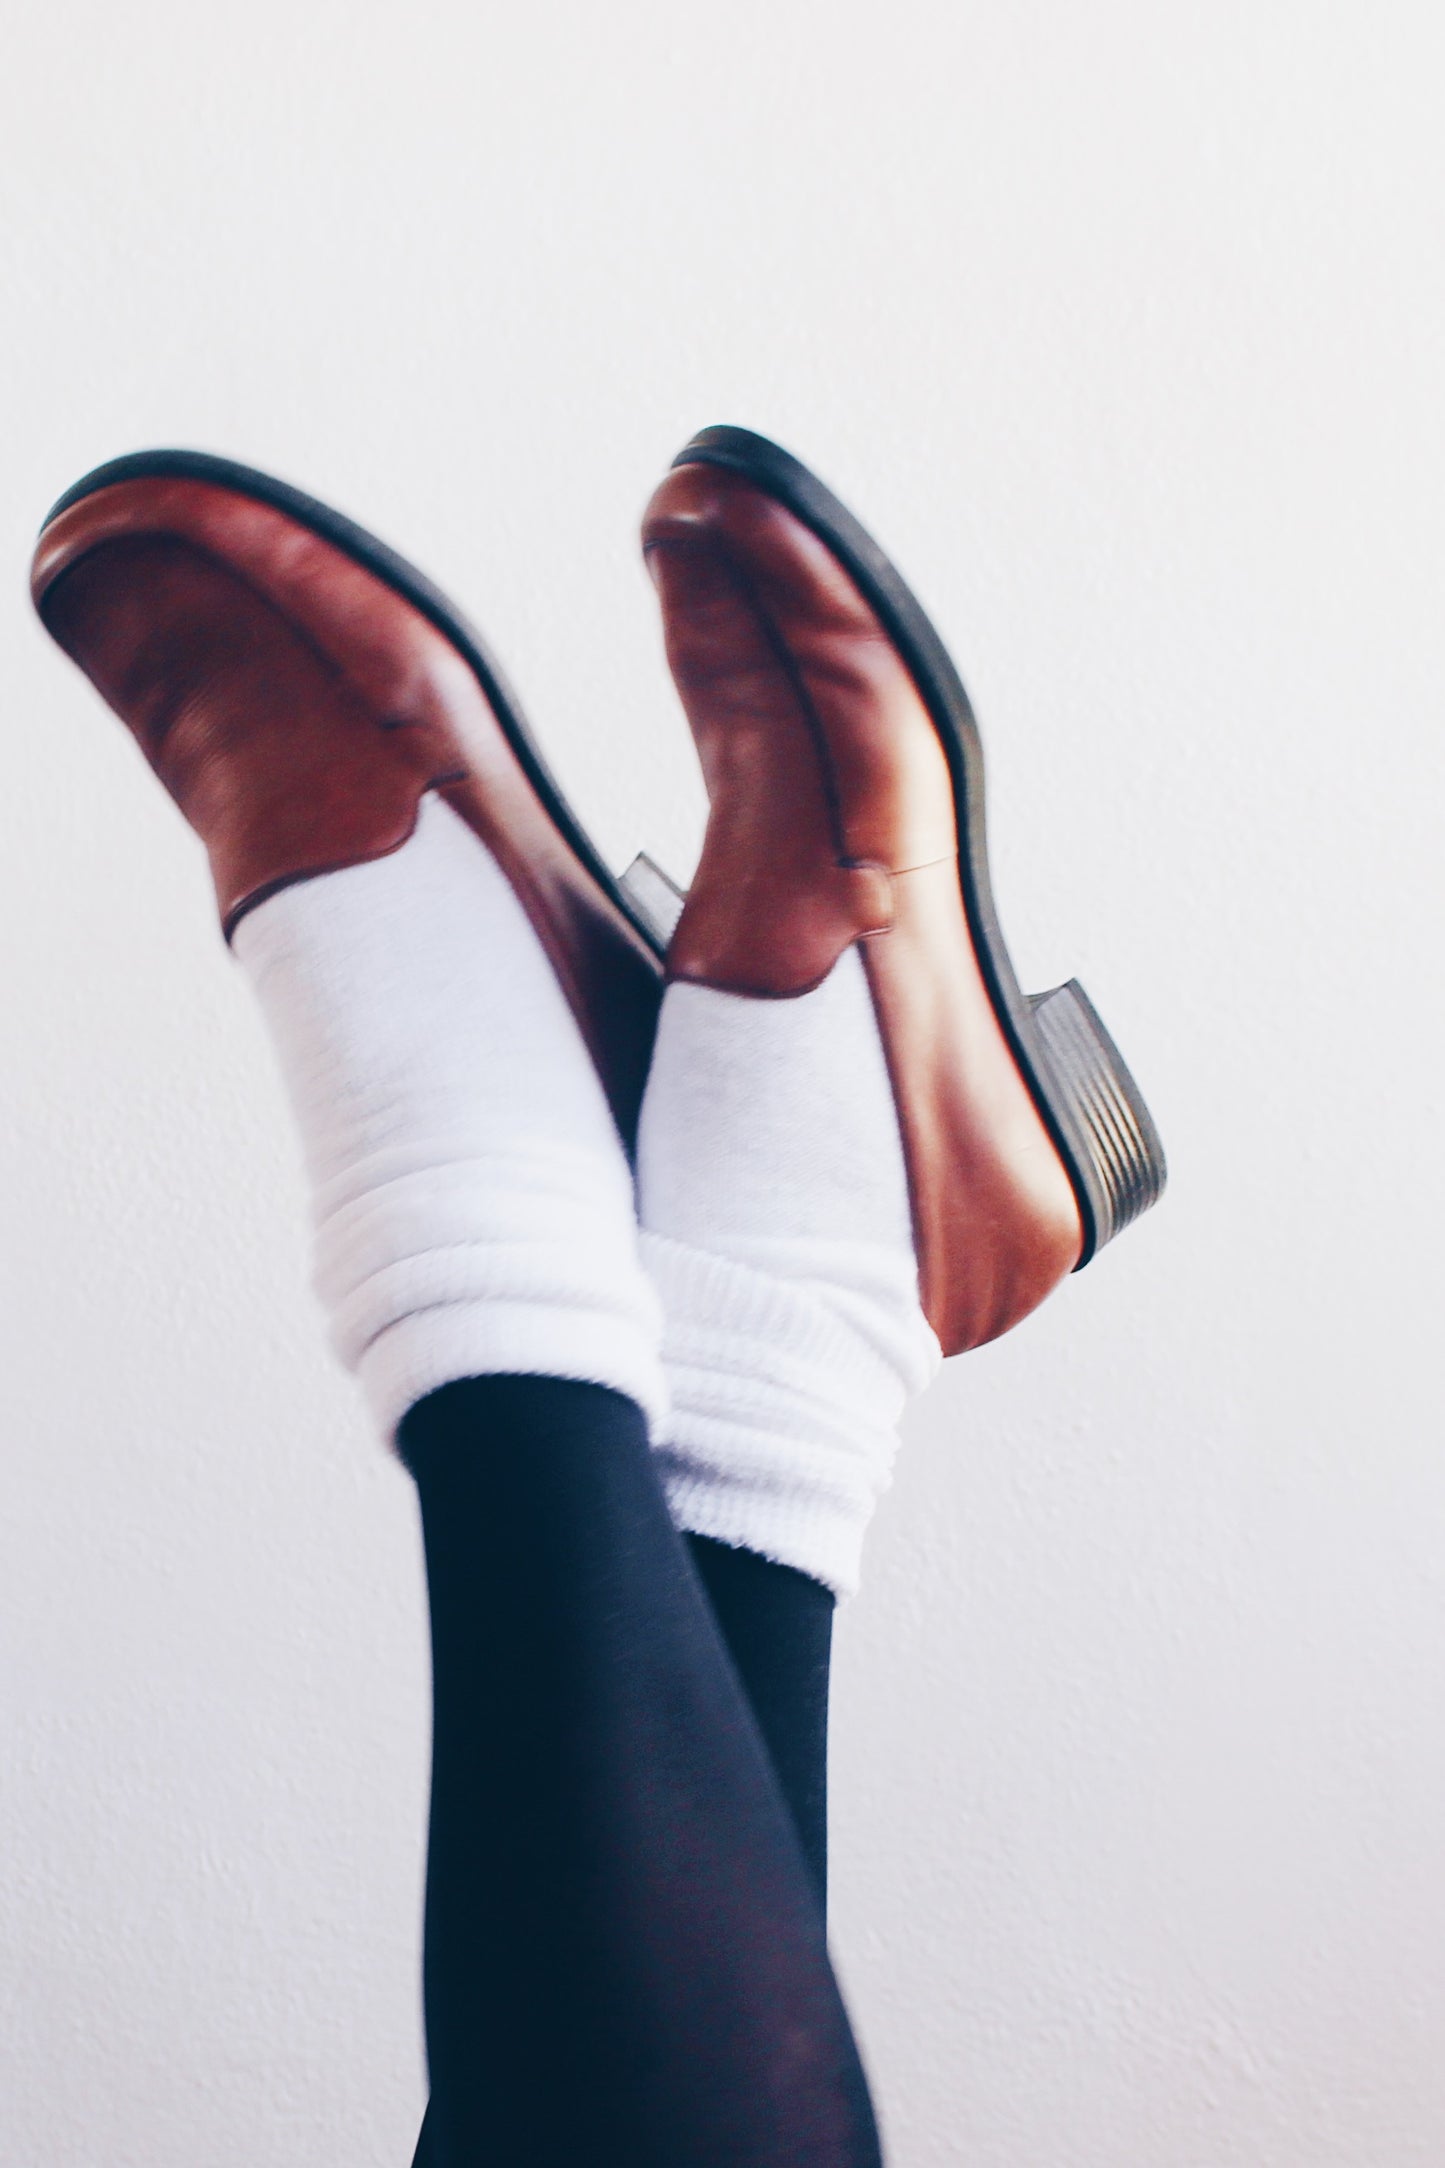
[217, 766, 911, 2163]
[31, 428, 1165, 2163]
[406, 1378, 862, 2166]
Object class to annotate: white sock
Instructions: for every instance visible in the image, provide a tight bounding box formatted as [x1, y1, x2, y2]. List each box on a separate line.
[232, 793, 666, 1442]
[637, 946, 941, 1598]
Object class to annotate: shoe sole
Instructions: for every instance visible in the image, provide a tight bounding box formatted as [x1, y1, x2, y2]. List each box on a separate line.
[669, 424, 1167, 1264]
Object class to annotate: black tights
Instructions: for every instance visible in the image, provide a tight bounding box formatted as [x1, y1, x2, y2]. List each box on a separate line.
[399, 1375, 879, 2167]
[685, 1529, 835, 1906]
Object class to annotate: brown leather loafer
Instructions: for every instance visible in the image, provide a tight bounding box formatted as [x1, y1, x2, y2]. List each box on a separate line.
[641, 425, 1166, 1354]
[32, 450, 664, 1145]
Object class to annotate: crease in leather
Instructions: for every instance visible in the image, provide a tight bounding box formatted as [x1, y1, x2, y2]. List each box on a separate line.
[645, 528, 856, 866]
[646, 533, 898, 998]
[41, 535, 453, 932]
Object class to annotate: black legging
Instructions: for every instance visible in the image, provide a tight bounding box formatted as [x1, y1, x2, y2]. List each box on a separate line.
[686, 1529, 835, 1907]
[408, 1522, 838, 2164]
[399, 1375, 879, 2167]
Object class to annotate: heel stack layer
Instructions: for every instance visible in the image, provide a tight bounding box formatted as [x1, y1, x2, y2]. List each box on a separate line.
[1028, 981, 1166, 1251]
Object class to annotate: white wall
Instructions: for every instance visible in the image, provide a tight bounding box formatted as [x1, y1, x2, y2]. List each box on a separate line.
[3, 3, 1442, 2160]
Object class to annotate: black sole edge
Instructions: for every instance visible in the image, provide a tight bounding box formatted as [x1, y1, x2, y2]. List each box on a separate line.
[671, 424, 1168, 1264]
[41, 450, 666, 967]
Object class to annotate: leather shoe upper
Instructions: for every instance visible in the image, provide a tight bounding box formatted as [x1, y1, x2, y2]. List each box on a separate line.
[34, 476, 661, 1144]
[642, 461, 1083, 1353]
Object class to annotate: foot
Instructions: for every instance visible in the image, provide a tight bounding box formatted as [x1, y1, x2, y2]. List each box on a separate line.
[632, 429, 1166, 1597]
[32, 451, 663, 1145]
[32, 453, 668, 1439]
[641, 445, 1092, 1355]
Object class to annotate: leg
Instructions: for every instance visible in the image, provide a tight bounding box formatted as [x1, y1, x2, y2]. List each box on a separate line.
[411, 1531, 836, 2168]
[403, 1377, 877, 2168]
[686, 1536, 834, 1906]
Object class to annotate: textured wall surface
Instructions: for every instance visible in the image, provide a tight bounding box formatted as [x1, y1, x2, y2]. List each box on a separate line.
[3, 4, 1443, 2161]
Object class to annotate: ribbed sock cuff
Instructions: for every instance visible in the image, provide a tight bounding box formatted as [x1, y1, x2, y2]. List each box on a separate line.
[641, 1233, 939, 1598]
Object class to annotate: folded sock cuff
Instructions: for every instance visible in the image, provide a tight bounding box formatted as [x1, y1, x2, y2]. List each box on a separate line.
[656, 1439, 880, 1601]
[358, 1298, 669, 1445]
[640, 1232, 940, 1598]
[312, 1141, 669, 1442]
